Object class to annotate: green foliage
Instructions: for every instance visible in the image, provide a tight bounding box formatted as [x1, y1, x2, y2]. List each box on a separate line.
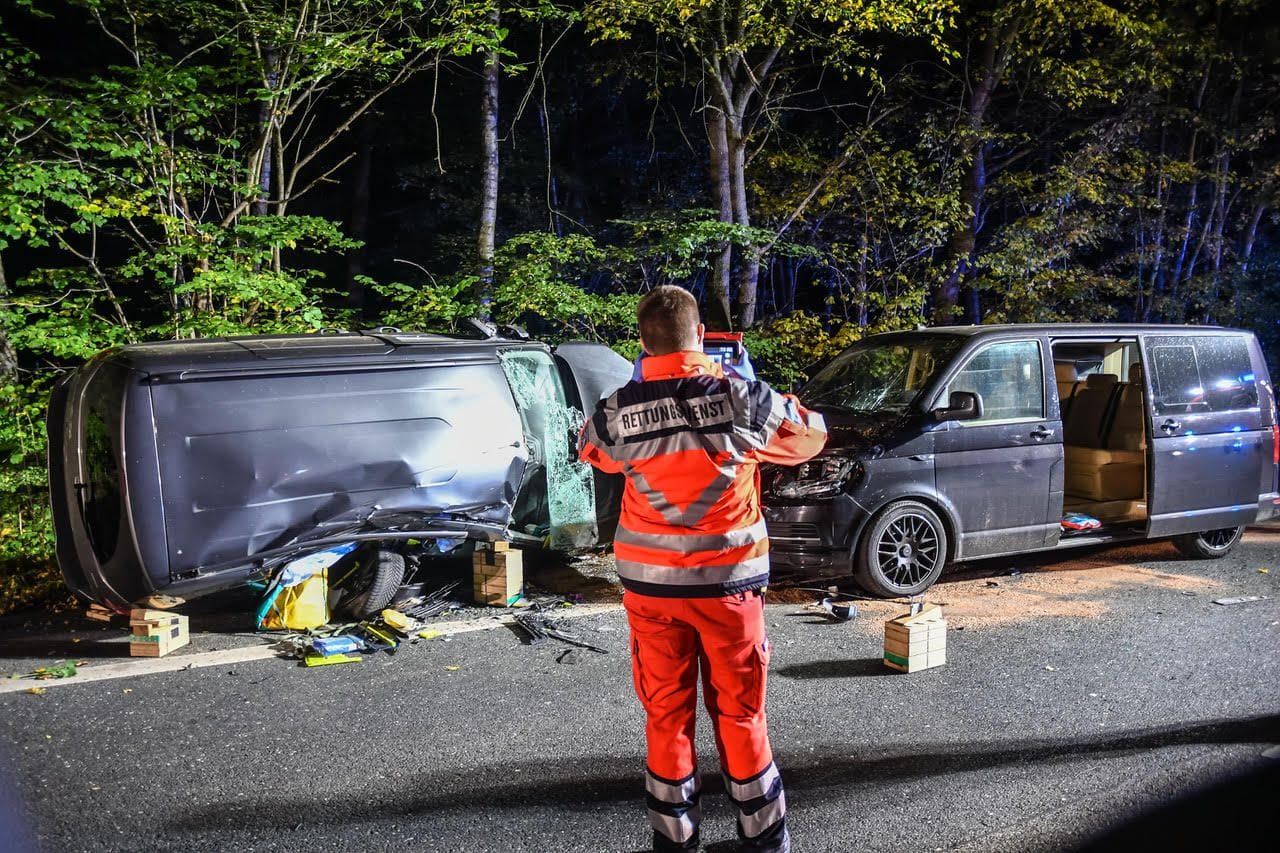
[379, 230, 642, 343]
[586, 0, 958, 74]
[0, 379, 66, 616]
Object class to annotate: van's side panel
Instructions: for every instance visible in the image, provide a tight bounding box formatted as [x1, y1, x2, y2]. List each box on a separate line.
[1143, 333, 1265, 537]
[149, 361, 528, 574]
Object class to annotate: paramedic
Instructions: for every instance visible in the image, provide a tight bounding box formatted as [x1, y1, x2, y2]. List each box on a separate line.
[578, 285, 827, 852]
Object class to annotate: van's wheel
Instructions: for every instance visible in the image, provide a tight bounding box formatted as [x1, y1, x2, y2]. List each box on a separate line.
[855, 500, 948, 597]
[1172, 526, 1244, 560]
[339, 548, 406, 619]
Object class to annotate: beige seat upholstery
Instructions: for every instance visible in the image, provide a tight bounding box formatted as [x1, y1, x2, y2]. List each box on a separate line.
[1063, 373, 1118, 447]
[1055, 362, 1080, 421]
[1105, 363, 1146, 453]
[1064, 370, 1145, 501]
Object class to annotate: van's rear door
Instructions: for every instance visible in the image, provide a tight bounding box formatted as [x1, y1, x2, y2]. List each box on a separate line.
[1143, 332, 1266, 536]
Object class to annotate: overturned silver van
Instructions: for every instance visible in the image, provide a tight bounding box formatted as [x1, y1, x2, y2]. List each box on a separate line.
[47, 329, 631, 612]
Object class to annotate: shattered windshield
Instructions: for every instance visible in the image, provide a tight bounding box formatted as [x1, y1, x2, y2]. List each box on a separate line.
[801, 335, 963, 414]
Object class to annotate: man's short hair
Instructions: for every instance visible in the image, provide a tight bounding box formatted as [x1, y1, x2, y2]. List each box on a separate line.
[637, 286, 701, 355]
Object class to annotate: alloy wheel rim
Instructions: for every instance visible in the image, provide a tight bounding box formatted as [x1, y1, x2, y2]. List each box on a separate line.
[1201, 527, 1239, 550]
[876, 513, 941, 588]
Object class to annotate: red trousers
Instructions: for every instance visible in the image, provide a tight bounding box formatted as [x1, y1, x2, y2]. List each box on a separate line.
[625, 590, 774, 780]
[626, 590, 788, 850]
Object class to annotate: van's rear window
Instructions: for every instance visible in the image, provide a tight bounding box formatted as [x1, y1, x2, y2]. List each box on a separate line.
[1149, 335, 1258, 415]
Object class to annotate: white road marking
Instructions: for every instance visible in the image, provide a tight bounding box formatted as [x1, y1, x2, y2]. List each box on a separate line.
[0, 602, 623, 694]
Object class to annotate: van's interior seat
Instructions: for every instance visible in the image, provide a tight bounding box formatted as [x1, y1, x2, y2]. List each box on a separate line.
[1064, 371, 1144, 502]
[1104, 363, 1146, 455]
[1055, 362, 1080, 421]
[1063, 373, 1118, 447]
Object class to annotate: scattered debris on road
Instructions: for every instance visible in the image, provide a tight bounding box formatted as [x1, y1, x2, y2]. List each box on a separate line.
[1212, 595, 1268, 606]
[395, 581, 462, 620]
[513, 609, 609, 653]
[817, 596, 857, 621]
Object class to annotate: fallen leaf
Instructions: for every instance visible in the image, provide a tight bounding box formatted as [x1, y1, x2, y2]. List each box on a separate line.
[1259, 568, 1270, 575]
[122, 688, 132, 694]
[26, 687, 46, 695]
[1044, 665, 1057, 672]
[32, 661, 77, 680]
[445, 665, 460, 672]
[417, 629, 442, 640]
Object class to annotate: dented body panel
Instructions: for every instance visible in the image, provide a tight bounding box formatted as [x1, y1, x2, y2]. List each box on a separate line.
[47, 332, 630, 609]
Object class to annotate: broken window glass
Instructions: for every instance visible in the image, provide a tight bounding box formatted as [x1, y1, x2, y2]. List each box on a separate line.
[499, 349, 599, 548]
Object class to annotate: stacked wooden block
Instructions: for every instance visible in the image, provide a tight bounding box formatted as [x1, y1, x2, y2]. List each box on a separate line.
[472, 541, 523, 606]
[129, 608, 190, 657]
[883, 604, 946, 673]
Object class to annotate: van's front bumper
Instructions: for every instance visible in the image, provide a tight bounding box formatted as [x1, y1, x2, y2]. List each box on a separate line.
[763, 495, 864, 572]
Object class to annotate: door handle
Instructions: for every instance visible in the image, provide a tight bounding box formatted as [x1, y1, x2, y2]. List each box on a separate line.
[1160, 419, 1182, 434]
[1031, 425, 1055, 441]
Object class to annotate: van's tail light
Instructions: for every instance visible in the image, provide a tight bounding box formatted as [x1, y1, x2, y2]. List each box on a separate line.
[1274, 424, 1279, 466]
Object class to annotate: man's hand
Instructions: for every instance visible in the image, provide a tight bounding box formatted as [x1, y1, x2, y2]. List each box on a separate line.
[723, 348, 756, 381]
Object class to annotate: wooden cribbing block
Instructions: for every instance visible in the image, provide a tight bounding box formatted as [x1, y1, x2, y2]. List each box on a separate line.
[472, 544, 522, 606]
[883, 604, 946, 673]
[129, 609, 190, 657]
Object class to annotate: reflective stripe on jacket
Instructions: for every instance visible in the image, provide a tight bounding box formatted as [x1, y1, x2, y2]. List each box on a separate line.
[579, 350, 827, 597]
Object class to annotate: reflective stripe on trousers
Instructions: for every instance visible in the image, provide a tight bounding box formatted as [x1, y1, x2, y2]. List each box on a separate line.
[725, 761, 787, 843]
[645, 768, 701, 845]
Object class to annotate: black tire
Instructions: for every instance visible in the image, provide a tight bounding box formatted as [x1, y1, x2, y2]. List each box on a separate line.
[339, 548, 406, 619]
[855, 500, 949, 597]
[1172, 526, 1244, 560]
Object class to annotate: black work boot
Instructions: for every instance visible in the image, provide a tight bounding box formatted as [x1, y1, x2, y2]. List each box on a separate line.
[653, 828, 700, 851]
[740, 818, 789, 853]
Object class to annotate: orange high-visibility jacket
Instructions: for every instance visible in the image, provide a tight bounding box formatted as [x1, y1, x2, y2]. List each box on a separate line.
[579, 351, 828, 597]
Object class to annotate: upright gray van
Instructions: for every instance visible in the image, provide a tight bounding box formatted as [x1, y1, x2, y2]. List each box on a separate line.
[762, 325, 1279, 596]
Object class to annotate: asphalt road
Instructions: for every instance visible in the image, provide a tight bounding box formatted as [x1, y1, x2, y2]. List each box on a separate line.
[2, 528, 1278, 852]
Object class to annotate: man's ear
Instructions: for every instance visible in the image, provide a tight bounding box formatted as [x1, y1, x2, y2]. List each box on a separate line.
[695, 323, 706, 350]
[638, 336, 651, 356]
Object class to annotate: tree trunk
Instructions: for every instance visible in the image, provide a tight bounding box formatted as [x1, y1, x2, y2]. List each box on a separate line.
[344, 116, 375, 310]
[705, 110, 733, 330]
[476, 9, 500, 320]
[538, 103, 562, 237]
[252, 46, 280, 218]
[727, 121, 758, 328]
[933, 16, 1014, 326]
[856, 232, 869, 327]
[1241, 202, 1265, 274]
[0, 253, 17, 380]
[936, 140, 986, 325]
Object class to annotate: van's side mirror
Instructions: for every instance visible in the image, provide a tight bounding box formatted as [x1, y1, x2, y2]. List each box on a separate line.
[933, 391, 983, 422]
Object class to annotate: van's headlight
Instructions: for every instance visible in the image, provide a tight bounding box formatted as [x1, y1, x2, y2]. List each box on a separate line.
[771, 457, 862, 499]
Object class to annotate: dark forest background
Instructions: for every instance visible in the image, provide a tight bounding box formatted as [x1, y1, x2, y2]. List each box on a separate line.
[1, 0, 1277, 607]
